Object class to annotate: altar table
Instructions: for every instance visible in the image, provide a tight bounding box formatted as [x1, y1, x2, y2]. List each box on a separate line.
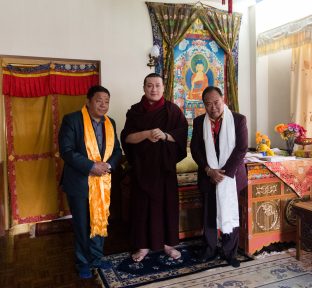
[239, 159, 312, 255]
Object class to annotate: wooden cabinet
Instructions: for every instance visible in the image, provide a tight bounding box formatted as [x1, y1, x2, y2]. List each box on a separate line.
[239, 163, 310, 255]
[178, 185, 203, 239]
[120, 161, 311, 253]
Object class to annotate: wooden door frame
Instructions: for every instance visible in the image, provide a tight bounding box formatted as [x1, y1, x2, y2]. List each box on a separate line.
[0, 54, 101, 234]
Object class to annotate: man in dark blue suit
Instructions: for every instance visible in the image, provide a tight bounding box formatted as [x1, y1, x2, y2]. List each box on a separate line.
[58, 85, 122, 278]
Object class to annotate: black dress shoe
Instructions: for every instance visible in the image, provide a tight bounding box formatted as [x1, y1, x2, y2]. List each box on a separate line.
[198, 248, 218, 262]
[226, 257, 240, 268]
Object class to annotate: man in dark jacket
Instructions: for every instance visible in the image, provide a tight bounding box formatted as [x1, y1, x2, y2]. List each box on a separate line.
[58, 85, 122, 278]
[191, 86, 248, 268]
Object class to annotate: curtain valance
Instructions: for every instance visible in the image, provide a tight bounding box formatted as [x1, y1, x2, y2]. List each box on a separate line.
[2, 64, 51, 97]
[2, 62, 99, 97]
[50, 63, 99, 95]
[257, 15, 312, 56]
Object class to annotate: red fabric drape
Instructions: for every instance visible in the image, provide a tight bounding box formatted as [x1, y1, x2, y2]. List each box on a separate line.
[2, 63, 100, 97]
[50, 74, 99, 95]
[228, 0, 232, 14]
[221, 1, 233, 14]
[2, 64, 51, 97]
[50, 63, 99, 95]
[2, 74, 51, 97]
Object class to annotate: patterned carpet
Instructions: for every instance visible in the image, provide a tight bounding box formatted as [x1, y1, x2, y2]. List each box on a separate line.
[97, 240, 252, 288]
[98, 246, 312, 288]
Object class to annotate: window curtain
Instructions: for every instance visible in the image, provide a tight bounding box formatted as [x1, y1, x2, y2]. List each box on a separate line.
[146, 2, 242, 112]
[290, 43, 312, 137]
[2, 61, 99, 225]
[257, 15, 312, 56]
[257, 16, 312, 138]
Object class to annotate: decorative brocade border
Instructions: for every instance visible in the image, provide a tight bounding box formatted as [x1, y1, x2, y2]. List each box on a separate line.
[4, 94, 68, 224]
[4, 68, 99, 223]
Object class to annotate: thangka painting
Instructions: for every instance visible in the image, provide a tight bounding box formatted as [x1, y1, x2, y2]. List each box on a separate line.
[173, 19, 226, 142]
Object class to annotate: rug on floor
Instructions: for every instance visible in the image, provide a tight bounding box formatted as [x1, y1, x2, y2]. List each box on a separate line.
[97, 240, 252, 288]
[139, 250, 312, 288]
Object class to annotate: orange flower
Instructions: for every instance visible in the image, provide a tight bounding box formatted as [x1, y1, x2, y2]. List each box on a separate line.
[274, 124, 286, 133]
[255, 132, 271, 148]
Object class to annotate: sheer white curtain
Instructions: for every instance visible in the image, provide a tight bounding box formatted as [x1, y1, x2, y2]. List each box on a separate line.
[290, 43, 312, 137]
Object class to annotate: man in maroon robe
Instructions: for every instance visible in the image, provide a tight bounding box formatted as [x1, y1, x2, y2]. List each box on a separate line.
[121, 73, 188, 262]
[191, 86, 248, 268]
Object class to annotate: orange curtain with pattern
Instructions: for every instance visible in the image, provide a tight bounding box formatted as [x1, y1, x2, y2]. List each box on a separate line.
[2, 61, 99, 225]
[290, 43, 312, 137]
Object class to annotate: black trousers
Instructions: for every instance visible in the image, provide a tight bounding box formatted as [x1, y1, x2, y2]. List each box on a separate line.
[203, 188, 239, 260]
[67, 195, 105, 270]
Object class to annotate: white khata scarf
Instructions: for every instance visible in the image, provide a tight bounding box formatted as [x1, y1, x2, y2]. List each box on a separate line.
[203, 104, 239, 234]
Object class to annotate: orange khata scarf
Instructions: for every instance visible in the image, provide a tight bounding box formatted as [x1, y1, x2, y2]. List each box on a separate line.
[81, 105, 115, 238]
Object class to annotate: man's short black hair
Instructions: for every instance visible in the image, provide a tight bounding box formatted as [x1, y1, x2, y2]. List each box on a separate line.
[87, 85, 110, 99]
[202, 86, 223, 102]
[143, 73, 164, 86]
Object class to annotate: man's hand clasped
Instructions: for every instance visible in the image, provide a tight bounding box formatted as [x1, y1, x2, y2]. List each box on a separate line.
[205, 167, 225, 184]
[90, 162, 111, 176]
[148, 128, 167, 142]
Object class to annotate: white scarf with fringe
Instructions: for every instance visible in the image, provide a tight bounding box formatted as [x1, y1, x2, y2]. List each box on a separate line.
[203, 105, 239, 234]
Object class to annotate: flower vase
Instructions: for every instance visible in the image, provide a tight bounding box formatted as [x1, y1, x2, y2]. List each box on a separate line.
[285, 137, 295, 156]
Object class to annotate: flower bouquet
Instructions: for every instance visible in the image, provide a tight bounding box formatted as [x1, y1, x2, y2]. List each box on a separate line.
[256, 132, 274, 156]
[274, 123, 306, 155]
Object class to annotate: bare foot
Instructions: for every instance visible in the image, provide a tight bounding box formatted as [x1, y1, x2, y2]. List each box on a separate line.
[132, 249, 149, 262]
[164, 245, 181, 260]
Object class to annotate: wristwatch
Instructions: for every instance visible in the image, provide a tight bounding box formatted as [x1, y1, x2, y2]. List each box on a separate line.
[164, 133, 168, 142]
[107, 163, 112, 173]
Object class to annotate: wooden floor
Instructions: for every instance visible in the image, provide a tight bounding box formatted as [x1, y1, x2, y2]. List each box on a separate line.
[0, 221, 131, 288]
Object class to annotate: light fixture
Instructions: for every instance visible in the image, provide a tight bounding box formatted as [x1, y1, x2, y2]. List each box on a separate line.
[147, 45, 160, 69]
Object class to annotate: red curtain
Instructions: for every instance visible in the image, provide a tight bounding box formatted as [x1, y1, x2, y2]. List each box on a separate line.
[2, 64, 51, 97]
[2, 63, 100, 98]
[50, 63, 99, 95]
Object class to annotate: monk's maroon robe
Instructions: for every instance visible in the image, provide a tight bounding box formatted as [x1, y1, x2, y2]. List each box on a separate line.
[121, 99, 188, 250]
